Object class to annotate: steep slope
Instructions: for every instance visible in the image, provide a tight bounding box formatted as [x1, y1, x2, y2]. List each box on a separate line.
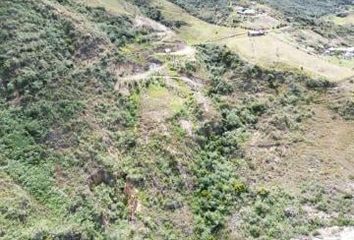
[1, 0, 354, 239]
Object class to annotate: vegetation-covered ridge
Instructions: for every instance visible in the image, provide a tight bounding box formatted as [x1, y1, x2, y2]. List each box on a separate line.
[0, 0, 353, 239]
[258, 0, 353, 20]
[0, 0, 143, 238]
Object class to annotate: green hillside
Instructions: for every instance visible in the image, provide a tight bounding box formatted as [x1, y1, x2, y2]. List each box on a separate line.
[1, 0, 353, 239]
[258, 0, 352, 20]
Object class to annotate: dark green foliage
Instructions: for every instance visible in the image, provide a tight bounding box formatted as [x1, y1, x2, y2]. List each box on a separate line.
[257, 0, 354, 44]
[305, 78, 334, 90]
[132, 0, 187, 29]
[196, 44, 330, 98]
[0, 0, 76, 98]
[256, 0, 352, 22]
[57, 0, 139, 47]
[169, 0, 234, 25]
[332, 99, 354, 120]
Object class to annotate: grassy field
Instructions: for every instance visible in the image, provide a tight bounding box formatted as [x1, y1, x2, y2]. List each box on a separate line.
[221, 33, 354, 81]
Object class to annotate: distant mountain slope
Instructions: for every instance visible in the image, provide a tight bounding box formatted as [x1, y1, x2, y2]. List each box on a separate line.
[258, 0, 353, 20]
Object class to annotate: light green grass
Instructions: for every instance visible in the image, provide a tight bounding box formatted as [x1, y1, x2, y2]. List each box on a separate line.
[146, 84, 184, 113]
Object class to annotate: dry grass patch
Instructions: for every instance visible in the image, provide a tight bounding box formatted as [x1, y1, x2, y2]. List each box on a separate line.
[249, 105, 354, 192]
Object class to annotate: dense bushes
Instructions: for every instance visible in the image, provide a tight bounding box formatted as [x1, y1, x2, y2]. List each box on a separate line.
[57, 0, 139, 47]
[332, 99, 354, 120]
[196, 44, 326, 98]
[257, 0, 354, 44]
[0, 1, 76, 98]
[192, 111, 249, 237]
[169, 0, 234, 25]
[257, 0, 352, 22]
[132, 0, 187, 29]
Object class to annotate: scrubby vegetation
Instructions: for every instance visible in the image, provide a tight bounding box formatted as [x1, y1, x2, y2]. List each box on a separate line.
[1, 0, 353, 239]
[132, 0, 187, 29]
[168, 0, 234, 25]
[257, 0, 352, 22]
[0, 0, 141, 238]
[332, 99, 354, 120]
[191, 44, 353, 239]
